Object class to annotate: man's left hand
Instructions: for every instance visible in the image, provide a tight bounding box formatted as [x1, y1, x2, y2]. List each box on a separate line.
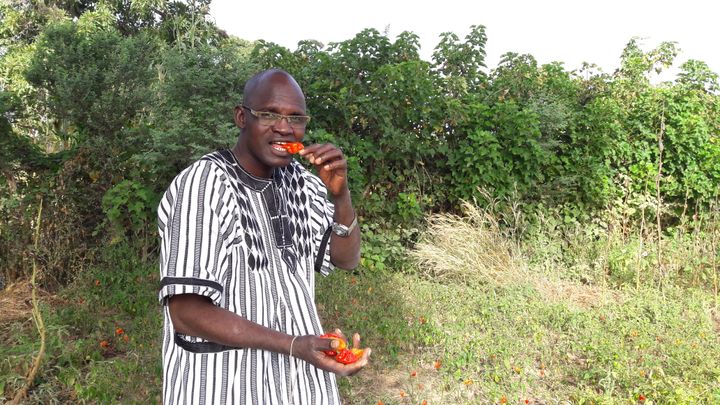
[299, 143, 349, 198]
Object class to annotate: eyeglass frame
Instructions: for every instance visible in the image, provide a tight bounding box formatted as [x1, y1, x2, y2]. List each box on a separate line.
[240, 105, 311, 129]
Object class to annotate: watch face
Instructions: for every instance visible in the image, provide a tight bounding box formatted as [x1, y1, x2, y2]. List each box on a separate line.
[332, 215, 357, 237]
[332, 223, 350, 237]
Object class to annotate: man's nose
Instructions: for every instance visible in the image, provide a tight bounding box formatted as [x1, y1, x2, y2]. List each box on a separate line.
[272, 116, 294, 134]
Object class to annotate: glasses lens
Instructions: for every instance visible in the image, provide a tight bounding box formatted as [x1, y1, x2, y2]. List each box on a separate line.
[255, 111, 281, 126]
[248, 107, 310, 129]
[287, 116, 310, 128]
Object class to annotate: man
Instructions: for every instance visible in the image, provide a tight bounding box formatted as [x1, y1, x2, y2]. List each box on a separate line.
[157, 69, 370, 404]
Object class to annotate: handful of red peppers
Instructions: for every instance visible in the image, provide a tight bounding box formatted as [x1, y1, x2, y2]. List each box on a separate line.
[319, 333, 365, 365]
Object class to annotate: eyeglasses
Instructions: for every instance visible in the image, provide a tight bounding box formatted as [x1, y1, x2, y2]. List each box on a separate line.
[241, 105, 311, 129]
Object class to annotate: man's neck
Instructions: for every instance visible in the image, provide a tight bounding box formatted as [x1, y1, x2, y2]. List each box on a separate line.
[230, 144, 273, 179]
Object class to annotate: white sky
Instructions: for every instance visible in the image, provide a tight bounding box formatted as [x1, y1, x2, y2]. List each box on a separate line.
[209, 0, 718, 81]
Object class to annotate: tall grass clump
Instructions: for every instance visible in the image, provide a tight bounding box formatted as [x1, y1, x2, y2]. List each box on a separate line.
[409, 200, 526, 286]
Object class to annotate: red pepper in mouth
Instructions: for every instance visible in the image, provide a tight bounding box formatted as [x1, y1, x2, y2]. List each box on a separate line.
[277, 142, 304, 154]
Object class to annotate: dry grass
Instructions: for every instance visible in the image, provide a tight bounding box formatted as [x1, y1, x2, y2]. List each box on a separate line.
[0, 281, 35, 324]
[532, 277, 621, 309]
[343, 355, 473, 405]
[410, 200, 619, 309]
[0, 280, 59, 324]
[410, 200, 526, 286]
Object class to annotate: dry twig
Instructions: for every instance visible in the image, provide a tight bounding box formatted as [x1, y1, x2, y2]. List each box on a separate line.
[10, 198, 46, 405]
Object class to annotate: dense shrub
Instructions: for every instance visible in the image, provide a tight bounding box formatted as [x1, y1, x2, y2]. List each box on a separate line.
[1, 2, 718, 285]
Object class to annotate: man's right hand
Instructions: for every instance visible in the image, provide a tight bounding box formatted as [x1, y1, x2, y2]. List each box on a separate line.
[169, 295, 371, 376]
[292, 330, 371, 376]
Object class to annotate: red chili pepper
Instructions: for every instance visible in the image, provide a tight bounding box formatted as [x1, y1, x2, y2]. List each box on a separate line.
[319, 333, 347, 356]
[335, 348, 364, 364]
[279, 142, 304, 154]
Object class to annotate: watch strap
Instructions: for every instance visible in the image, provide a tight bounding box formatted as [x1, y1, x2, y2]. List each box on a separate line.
[332, 214, 358, 237]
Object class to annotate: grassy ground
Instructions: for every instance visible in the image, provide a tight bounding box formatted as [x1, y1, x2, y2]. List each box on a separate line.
[2, 211, 720, 404]
[320, 271, 720, 404]
[1, 244, 163, 403]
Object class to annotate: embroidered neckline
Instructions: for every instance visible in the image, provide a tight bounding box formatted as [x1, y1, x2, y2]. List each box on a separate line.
[224, 149, 285, 191]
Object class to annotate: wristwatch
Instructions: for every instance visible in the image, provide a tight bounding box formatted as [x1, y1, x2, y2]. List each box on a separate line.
[332, 214, 358, 237]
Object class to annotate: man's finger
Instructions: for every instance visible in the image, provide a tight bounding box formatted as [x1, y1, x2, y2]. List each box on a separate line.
[334, 328, 346, 341]
[320, 159, 348, 172]
[356, 348, 371, 366]
[313, 150, 343, 166]
[345, 348, 372, 374]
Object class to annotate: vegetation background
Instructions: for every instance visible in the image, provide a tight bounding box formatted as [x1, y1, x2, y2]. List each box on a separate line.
[1, 0, 719, 403]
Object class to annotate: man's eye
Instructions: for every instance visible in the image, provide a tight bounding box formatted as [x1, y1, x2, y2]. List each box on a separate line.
[258, 112, 280, 119]
[287, 116, 303, 124]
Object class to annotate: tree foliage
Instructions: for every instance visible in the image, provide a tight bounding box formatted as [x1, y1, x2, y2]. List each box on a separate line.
[1, 3, 718, 285]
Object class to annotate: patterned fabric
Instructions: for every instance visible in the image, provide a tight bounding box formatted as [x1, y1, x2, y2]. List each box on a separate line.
[157, 150, 340, 404]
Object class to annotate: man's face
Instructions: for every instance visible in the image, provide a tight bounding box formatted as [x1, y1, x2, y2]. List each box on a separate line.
[234, 74, 307, 178]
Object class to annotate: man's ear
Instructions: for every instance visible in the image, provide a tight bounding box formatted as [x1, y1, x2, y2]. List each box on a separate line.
[234, 105, 245, 128]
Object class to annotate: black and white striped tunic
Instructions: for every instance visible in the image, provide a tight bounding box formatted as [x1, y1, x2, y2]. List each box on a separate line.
[157, 150, 341, 405]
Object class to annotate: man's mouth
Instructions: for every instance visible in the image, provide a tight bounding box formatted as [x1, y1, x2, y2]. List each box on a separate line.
[270, 141, 304, 154]
[271, 141, 291, 153]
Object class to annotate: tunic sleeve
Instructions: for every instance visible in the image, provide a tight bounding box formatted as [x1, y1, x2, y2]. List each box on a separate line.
[157, 160, 231, 306]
